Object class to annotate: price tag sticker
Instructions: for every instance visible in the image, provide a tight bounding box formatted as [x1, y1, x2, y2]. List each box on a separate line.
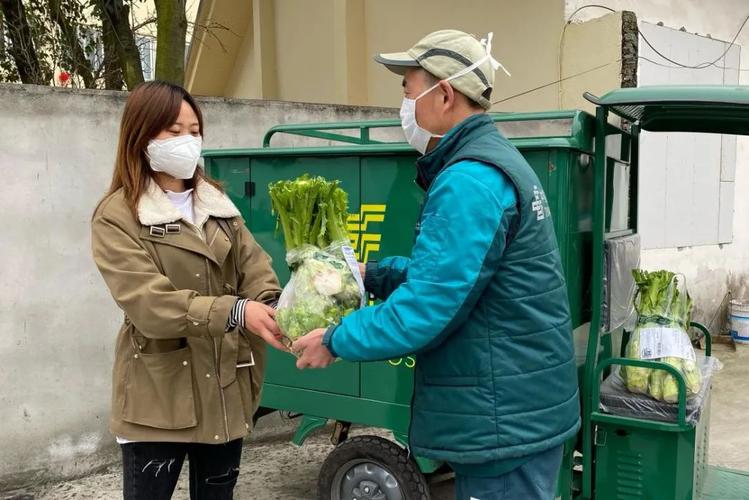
[639, 327, 696, 361]
[340, 245, 365, 307]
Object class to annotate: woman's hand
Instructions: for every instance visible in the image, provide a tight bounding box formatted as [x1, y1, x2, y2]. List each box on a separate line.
[244, 301, 287, 351]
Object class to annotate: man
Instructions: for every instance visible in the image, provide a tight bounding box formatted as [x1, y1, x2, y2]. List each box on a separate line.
[293, 29, 580, 500]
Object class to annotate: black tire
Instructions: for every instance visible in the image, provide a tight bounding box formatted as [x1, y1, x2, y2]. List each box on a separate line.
[318, 435, 430, 500]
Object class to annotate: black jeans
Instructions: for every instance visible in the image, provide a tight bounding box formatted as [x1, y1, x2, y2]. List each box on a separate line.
[121, 439, 243, 500]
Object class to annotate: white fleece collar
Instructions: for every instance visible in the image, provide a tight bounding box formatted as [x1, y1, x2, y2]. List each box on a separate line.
[137, 179, 240, 227]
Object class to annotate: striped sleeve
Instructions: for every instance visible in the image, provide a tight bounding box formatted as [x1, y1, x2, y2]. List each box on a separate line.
[226, 298, 250, 331]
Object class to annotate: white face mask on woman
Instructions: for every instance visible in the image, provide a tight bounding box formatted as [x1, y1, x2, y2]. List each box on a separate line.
[146, 134, 202, 179]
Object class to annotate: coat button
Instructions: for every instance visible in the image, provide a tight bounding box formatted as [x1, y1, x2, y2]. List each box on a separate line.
[205, 373, 211, 378]
[225, 237, 230, 242]
[182, 361, 188, 366]
[133, 354, 139, 359]
[193, 321, 199, 326]
[214, 435, 220, 440]
[245, 423, 250, 429]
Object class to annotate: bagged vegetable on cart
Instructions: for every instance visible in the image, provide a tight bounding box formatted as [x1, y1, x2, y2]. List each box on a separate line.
[622, 269, 702, 403]
[269, 175, 364, 345]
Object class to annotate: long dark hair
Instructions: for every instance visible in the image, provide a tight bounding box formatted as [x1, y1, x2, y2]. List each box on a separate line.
[102, 80, 222, 217]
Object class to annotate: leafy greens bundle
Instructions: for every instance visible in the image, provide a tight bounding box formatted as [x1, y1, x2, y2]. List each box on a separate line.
[622, 269, 701, 403]
[269, 175, 363, 341]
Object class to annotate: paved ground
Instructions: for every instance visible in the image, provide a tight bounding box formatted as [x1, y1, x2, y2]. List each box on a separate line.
[2, 343, 746, 500]
[702, 343, 749, 470]
[3, 421, 453, 500]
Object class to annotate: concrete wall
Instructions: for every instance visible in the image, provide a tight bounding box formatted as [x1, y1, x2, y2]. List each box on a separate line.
[560, 12, 633, 112]
[565, 0, 749, 329]
[0, 83, 395, 489]
[186, 0, 567, 112]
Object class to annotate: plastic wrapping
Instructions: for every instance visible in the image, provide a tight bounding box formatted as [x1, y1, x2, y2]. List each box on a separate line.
[602, 234, 640, 332]
[622, 272, 701, 403]
[600, 355, 722, 424]
[275, 240, 364, 342]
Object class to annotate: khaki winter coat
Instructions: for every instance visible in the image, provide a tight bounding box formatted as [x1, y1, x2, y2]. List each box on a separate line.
[91, 179, 280, 443]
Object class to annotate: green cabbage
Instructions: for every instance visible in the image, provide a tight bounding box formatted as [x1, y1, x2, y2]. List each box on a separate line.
[622, 269, 702, 402]
[269, 176, 362, 340]
[269, 174, 350, 252]
[623, 333, 649, 394]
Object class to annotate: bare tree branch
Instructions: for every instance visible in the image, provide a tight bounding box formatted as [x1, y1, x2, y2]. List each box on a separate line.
[0, 0, 46, 84]
[132, 15, 156, 32]
[190, 20, 239, 55]
[94, 0, 143, 89]
[47, 0, 95, 87]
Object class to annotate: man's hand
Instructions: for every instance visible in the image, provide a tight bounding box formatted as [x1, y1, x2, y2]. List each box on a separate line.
[358, 262, 366, 279]
[292, 328, 335, 369]
[244, 301, 287, 351]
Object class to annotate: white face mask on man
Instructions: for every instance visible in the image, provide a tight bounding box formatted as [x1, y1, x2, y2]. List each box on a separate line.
[399, 85, 445, 155]
[146, 134, 203, 180]
[399, 32, 509, 155]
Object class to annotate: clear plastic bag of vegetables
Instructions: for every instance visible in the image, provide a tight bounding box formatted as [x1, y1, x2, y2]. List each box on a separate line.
[600, 354, 721, 424]
[269, 175, 364, 345]
[621, 270, 704, 403]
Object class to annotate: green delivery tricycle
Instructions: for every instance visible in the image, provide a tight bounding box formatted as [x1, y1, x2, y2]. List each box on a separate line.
[203, 85, 749, 499]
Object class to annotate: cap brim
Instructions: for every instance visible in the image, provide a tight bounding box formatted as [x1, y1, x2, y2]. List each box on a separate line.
[374, 52, 421, 75]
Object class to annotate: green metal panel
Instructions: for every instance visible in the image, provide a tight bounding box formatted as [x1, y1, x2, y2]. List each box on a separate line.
[594, 415, 701, 499]
[249, 156, 362, 397]
[581, 105, 611, 500]
[258, 110, 597, 150]
[261, 385, 411, 436]
[591, 353, 716, 500]
[568, 152, 594, 328]
[203, 110, 597, 162]
[584, 85, 749, 135]
[358, 154, 422, 405]
[204, 157, 251, 221]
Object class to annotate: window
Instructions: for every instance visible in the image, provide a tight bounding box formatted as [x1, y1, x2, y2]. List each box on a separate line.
[80, 25, 104, 71]
[136, 35, 157, 81]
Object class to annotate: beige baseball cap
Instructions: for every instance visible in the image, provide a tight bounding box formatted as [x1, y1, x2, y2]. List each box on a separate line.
[374, 29, 510, 110]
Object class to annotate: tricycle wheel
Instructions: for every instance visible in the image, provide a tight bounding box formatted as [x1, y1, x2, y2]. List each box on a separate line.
[318, 435, 430, 500]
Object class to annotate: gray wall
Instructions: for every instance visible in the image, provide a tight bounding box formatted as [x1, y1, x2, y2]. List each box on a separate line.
[0, 83, 396, 489]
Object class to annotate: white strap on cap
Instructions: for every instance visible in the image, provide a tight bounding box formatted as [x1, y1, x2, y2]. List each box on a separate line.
[480, 32, 511, 77]
[415, 31, 512, 100]
[441, 32, 511, 85]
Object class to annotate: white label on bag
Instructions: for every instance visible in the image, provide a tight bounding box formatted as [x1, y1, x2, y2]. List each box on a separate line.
[340, 245, 366, 307]
[639, 327, 696, 361]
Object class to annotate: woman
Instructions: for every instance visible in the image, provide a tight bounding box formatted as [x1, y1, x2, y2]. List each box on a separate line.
[92, 80, 284, 499]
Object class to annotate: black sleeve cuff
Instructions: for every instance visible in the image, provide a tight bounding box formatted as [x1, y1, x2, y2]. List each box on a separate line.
[363, 260, 379, 293]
